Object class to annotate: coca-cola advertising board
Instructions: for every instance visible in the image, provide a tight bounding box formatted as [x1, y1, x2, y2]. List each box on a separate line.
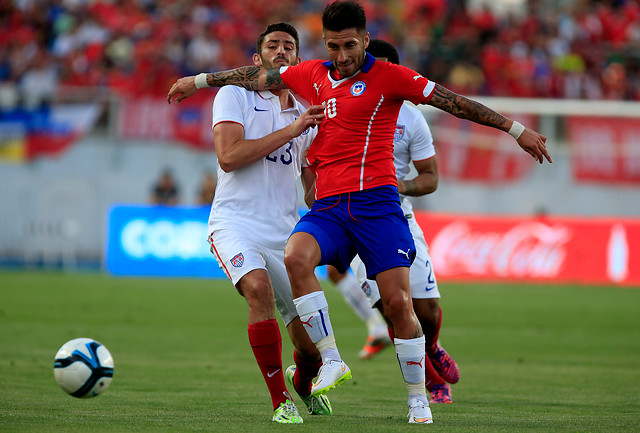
[415, 212, 640, 286]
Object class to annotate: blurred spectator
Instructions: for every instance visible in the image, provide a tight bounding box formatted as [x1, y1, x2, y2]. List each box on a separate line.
[150, 168, 180, 206]
[2, 0, 640, 102]
[18, 48, 58, 109]
[196, 170, 217, 206]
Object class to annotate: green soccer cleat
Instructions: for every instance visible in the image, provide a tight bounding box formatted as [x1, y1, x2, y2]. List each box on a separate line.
[285, 365, 333, 415]
[272, 399, 303, 424]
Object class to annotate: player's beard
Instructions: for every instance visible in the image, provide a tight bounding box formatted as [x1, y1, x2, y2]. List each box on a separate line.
[262, 55, 292, 69]
[336, 50, 366, 77]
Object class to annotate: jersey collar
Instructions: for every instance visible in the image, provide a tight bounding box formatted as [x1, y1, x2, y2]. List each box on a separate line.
[322, 52, 376, 75]
[258, 90, 301, 113]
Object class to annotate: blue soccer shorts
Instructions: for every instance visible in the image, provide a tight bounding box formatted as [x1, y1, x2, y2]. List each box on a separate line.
[291, 185, 415, 280]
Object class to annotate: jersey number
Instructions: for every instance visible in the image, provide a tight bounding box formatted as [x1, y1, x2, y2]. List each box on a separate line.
[266, 141, 293, 165]
[324, 98, 337, 119]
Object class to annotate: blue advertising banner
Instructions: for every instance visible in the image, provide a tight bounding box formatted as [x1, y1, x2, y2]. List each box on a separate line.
[106, 205, 225, 277]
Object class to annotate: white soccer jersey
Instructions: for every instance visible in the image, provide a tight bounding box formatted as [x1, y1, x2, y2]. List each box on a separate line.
[393, 103, 436, 216]
[208, 87, 316, 249]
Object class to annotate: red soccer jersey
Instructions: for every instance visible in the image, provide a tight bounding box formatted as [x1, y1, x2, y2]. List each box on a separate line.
[280, 53, 436, 199]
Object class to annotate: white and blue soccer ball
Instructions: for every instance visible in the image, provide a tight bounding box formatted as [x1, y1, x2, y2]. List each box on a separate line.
[53, 338, 114, 398]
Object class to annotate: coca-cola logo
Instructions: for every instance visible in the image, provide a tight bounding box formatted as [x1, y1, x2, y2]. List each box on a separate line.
[430, 220, 571, 278]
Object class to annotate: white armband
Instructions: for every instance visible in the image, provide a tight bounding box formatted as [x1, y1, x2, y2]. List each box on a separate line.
[194, 73, 209, 89]
[508, 121, 525, 140]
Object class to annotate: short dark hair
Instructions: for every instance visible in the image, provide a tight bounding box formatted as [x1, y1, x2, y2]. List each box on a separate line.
[367, 39, 400, 65]
[256, 23, 300, 57]
[322, 1, 366, 33]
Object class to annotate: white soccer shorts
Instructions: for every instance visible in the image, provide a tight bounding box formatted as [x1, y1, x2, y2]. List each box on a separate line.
[208, 229, 298, 326]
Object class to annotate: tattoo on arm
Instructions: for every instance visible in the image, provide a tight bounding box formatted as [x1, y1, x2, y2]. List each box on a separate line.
[206, 66, 285, 91]
[207, 66, 261, 90]
[429, 84, 508, 131]
[402, 179, 420, 196]
[264, 68, 284, 88]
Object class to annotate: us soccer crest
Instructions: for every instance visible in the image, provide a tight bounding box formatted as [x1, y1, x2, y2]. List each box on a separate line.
[394, 125, 405, 142]
[360, 281, 372, 297]
[230, 253, 244, 268]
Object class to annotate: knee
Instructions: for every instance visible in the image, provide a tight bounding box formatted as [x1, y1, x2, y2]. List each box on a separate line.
[243, 281, 274, 309]
[382, 292, 412, 323]
[284, 248, 313, 277]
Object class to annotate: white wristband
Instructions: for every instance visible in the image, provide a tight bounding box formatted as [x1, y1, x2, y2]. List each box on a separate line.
[194, 73, 209, 89]
[508, 121, 525, 140]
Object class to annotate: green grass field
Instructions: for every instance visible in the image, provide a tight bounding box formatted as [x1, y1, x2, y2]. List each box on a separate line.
[1, 271, 639, 432]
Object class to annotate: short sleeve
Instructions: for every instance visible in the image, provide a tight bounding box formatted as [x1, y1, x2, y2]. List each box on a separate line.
[212, 86, 246, 128]
[407, 107, 435, 161]
[384, 63, 437, 106]
[280, 61, 322, 104]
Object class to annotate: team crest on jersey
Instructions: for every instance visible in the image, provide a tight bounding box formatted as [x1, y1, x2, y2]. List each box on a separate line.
[230, 253, 244, 268]
[350, 81, 366, 96]
[394, 125, 405, 142]
[360, 281, 371, 297]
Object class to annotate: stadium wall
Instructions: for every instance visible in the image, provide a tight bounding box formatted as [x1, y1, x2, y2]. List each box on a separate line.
[1, 98, 639, 273]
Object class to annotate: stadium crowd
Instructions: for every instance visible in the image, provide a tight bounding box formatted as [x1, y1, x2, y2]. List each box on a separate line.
[1, 0, 640, 109]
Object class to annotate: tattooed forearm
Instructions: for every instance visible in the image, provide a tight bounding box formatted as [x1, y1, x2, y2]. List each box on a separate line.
[207, 66, 262, 90]
[400, 180, 420, 196]
[265, 67, 285, 88]
[206, 66, 286, 91]
[429, 84, 508, 131]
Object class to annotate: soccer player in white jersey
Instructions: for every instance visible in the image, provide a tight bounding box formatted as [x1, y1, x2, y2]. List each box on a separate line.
[206, 23, 329, 424]
[355, 39, 460, 403]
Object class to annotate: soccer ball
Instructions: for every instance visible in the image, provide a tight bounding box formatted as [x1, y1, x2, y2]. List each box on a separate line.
[53, 338, 114, 398]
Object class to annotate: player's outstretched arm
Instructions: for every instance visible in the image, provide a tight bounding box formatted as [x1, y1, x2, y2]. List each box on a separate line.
[427, 84, 552, 164]
[167, 66, 288, 104]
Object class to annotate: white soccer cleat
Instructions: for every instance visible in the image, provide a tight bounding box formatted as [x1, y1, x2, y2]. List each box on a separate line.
[407, 398, 433, 424]
[285, 365, 333, 415]
[310, 360, 351, 396]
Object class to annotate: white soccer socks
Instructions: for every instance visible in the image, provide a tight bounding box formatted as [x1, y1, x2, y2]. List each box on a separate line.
[293, 291, 341, 363]
[395, 336, 428, 399]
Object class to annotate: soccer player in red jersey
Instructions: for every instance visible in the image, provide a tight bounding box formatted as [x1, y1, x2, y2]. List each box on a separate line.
[168, 1, 551, 424]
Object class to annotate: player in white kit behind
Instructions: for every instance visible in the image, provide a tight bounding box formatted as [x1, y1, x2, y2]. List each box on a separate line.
[206, 23, 329, 424]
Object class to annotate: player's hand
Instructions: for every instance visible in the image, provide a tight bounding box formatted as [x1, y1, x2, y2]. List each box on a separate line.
[289, 105, 325, 137]
[518, 128, 552, 164]
[167, 76, 197, 104]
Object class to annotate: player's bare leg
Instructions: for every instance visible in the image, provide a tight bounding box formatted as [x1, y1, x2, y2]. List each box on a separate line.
[284, 232, 352, 395]
[376, 267, 432, 423]
[236, 269, 301, 421]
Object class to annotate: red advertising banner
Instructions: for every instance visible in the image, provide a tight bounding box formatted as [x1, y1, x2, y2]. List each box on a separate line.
[116, 92, 216, 150]
[433, 113, 536, 183]
[415, 212, 640, 286]
[567, 116, 640, 184]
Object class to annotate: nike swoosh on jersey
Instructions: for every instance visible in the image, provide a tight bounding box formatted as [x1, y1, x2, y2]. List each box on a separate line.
[254, 107, 269, 112]
[267, 368, 281, 377]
